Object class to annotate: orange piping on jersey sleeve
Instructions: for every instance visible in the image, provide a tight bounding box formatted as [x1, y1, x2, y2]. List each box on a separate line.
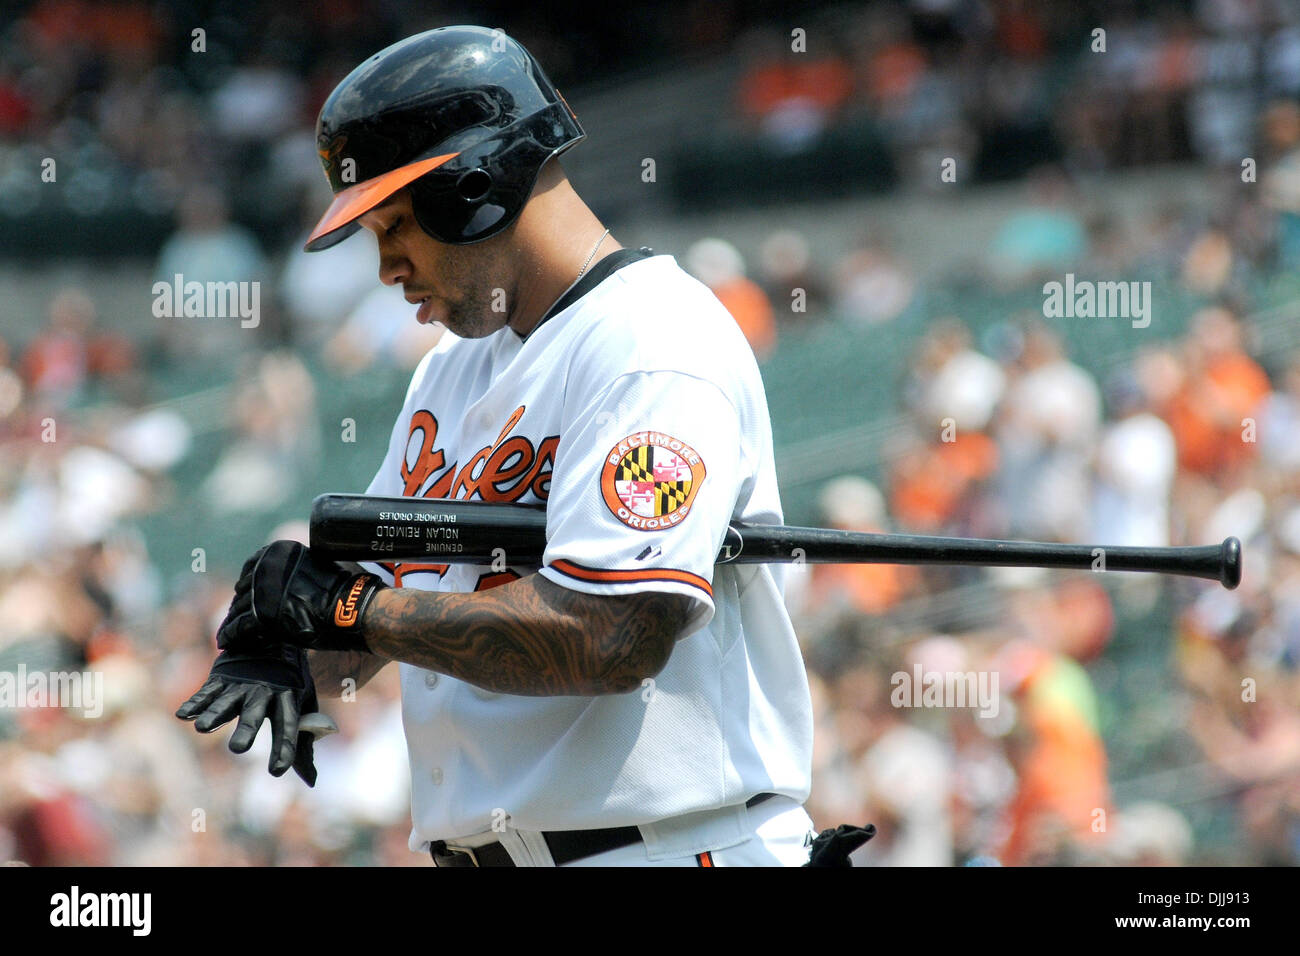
[548, 559, 712, 598]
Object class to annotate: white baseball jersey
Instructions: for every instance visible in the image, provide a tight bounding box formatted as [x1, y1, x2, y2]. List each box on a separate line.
[358, 253, 813, 849]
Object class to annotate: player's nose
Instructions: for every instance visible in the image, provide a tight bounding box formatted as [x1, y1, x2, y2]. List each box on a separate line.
[378, 249, 411, 287]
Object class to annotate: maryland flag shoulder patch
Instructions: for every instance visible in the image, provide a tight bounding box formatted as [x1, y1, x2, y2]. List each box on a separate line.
[601, 431, 707, 531]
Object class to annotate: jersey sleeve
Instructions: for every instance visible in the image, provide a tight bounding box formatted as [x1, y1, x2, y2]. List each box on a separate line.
[538, 368, 746, 636]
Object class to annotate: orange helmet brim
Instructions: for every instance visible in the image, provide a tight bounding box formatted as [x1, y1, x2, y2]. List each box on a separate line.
[303, 152, 460, 252]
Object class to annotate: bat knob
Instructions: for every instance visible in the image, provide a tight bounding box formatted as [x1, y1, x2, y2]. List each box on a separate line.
[1220, 537, 1242, 590]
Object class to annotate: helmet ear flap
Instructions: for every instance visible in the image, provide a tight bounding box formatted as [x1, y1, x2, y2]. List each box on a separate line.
[405, 103, 577, 244]
[409, 166, 508, 243]
[456, 168, 493, 202]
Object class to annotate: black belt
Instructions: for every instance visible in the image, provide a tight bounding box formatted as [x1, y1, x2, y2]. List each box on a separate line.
[430, 793, 778, 867]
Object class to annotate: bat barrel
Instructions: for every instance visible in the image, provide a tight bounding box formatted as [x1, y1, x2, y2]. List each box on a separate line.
[728, 525, 1242, 589]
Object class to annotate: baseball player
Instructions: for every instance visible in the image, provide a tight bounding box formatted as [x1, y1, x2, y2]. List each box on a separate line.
[177, 25, 829, 867]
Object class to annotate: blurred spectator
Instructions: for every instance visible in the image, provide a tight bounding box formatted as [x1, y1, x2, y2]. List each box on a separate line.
[890, 320, 1001, 534]
[19, 293, 86, 406]
[856, 638, 965, 867]
[1256, 351, 1300, 477]
[1187, 28, 1257, 168]
[949, 703, 1017, 864]
[322, 284, 445, 375]
[1091, 368, 1177, 548]
[909, 318, 1006, 429]
[1107, 801, 1194, 865]
[1262, 99, 1300, 269]
[280, 194, 382, 345]
[792, 476, 918, 630]
[1131, 203, 1196, 278]
[1181, 220, 1237, 295]
[0, 337, 23, 426]
[995, 322, 1100, 541]
[209, 56, 305, 146]
[1183, 651, 1300, 865]
[988, 167, 1088, 285]
[685, 238, 776, 359]
[199, 351, 318, 514]
[994, 632, 1110, 866]
[156, 188, 267, 286]
[832, 232, 915, 325]
[19, 289, 138, 407]
[858, 9, 928, 113]
[757, 229, 829, 319]
[155, 186, 270, 356]
[1158, 306, 1271, 479]
[0, 66, 33, 136]
[888, 431, 999, 536]
[736, 30, 853, 153]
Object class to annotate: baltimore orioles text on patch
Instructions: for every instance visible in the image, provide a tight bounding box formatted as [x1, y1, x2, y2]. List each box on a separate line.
[601, 431, 707, 530]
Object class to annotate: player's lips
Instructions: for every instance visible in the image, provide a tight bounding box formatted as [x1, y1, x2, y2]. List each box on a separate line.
[405, 292, 436, 324]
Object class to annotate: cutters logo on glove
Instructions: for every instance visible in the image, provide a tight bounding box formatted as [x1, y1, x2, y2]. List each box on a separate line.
[601, 431, 706, 531]
[216, 540, 387, 654]
[333, 576, 371, 627]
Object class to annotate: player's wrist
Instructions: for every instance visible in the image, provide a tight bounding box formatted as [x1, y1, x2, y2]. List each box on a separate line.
[355, 584, 392, 653]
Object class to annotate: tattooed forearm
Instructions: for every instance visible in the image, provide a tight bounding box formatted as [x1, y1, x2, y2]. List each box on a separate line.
[308, 648, 389, 697]
[359, 574, 693, 696]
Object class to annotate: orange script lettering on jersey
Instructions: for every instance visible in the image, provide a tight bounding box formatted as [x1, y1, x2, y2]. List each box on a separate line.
[400, 404, 558, 503]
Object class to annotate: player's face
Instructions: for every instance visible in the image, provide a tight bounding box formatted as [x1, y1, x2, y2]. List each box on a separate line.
[358, 190, 515, 339]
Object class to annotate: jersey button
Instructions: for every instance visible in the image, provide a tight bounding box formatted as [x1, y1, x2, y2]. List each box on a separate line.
[424, 672, 439, 689]
[431, 767, 443, 785]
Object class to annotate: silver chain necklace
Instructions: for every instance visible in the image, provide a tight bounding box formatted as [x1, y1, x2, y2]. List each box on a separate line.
[575, 228, 611, 281]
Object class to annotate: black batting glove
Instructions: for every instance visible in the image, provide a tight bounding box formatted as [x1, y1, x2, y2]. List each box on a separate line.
[175, 644, 325, 786]
[217, 540, 386, 653]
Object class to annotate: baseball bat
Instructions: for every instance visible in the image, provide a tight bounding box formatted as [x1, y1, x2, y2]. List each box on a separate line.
[309, 494, 1242, 589]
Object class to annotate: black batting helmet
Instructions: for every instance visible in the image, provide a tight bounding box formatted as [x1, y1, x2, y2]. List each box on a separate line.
[304, 25, 584, 252]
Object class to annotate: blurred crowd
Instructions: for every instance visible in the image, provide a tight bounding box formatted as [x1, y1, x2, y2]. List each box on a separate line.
[787, 297, 1300, 865]
[687, 81, 1300, 359]
[0, 0, 747, 245]
[0, 318, 421, 862]
[2, 0, 1300, 866]
[732, 0, 1300, 180]
[7, 1, 1300, 250]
